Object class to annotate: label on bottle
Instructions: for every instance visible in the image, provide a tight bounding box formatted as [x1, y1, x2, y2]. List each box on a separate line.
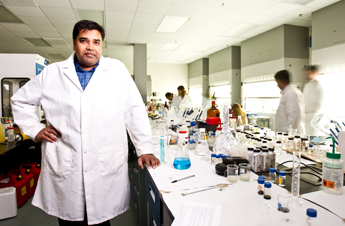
[30, 178, 35, 188]
[21, 186, 27, 196]
[279, 178, 282, 184]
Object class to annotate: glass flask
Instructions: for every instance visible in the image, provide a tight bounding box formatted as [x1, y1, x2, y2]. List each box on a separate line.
[195, 128, 210, 156]
[173, 131, 191, 170]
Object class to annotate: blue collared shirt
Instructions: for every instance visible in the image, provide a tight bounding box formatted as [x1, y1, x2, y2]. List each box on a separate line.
[74, 56, 99, 90]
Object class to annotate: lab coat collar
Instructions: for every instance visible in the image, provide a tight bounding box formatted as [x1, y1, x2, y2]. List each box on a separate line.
[62, 52, 110, 92]
[281, 84, 291, 95]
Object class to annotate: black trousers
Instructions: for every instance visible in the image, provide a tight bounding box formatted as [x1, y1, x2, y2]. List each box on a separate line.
[58, 208, 111, 226]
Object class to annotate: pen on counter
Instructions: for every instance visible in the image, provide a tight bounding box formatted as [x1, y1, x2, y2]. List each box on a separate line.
[171, 175, 195, 183]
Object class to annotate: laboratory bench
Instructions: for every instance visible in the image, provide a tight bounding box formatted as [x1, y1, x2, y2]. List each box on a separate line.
[127, 135, 345, 226]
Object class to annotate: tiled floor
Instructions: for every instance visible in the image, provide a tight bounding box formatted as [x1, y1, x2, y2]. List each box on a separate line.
[0, 197, 137, 226]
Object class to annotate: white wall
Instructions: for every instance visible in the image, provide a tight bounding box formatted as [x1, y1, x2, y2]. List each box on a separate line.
[124, 62, 188, 101]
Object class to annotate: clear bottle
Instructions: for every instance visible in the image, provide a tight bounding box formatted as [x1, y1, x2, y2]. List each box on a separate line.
[264, 181, 272, 198]
[253, 149, 262, 173]
[322, 137, 344, 195]
[268, 148, 276, 169]
[306, 208, 317, 225]
[287, 137, 294, 152]
[269, 168, 276, 183]
[279, 171, 286, 187]
[262, 148, 270, 172]
[207, 101, 220, 118]
[246, 147, 254, 167]
[7, 126, 15, 142]
[195, 128, 209, 156]
[294, 135, 302, 152]
[210, 153, 216, 165]
[282, 133, 289, 150]
[257, 178, 265, 195]
[308, 144, 314, 155]
[236, 115, 243, 128]
[215, 126, 222, 139]
[275, 141, 282, 154]
[267, 138, 273, 148]
[276, 132, 283, 142]
[261, 193, 271, 226]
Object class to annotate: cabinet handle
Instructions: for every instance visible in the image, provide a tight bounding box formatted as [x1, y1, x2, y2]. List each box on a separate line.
[149, 185, 156, 203]
[152, 215, 157, 226]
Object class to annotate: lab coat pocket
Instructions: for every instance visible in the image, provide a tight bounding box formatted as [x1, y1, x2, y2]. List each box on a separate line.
[98, 145, 125, 177]
[45, 144, 74, 180]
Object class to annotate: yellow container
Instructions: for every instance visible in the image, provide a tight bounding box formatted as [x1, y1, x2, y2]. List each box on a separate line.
[0, 123, 5, 142]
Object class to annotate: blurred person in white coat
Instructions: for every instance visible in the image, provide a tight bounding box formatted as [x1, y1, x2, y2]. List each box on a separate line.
[173, 85, 192, 109]
[11, 20, 160, 226]
[303, 65, 324, 136]
[275, 70, 306, 135]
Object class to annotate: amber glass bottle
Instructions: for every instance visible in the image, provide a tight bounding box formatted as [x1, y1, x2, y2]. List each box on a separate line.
[207, 101, 220, 118]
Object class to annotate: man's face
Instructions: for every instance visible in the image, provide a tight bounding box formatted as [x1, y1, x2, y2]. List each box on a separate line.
[73, 29, 102, 69]
[276, 79, 284, 90]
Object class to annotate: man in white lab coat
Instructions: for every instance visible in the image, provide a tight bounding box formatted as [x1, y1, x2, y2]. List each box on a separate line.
[11, 20, 160, 226]
[275, 70, 306, 135]
[303, 65, 324, 136]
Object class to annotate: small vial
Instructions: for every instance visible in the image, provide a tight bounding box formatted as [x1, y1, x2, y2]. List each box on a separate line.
[211, 153, 216, 165]
[308, 144, 314, 155]
[279, 171, 286, 187]
[264, 182, 272, 199]
[306, 208, 317, 225]
[287, 137, 294, 152]
[275, 141, 282, 154]
[215, 154, 221, 164]
[257, 178, 265, 195]
[267, 138, 273, 148]
[269, 168, 276, 183]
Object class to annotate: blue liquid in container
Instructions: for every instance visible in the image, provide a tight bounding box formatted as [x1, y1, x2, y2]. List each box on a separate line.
[173, 157, 191, 170]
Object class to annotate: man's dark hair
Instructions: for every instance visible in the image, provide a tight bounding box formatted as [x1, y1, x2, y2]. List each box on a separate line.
[304, 65, 319, 73]
[73, 20, 105, 41]
[165, 92, 172, 99]
[274, 70, 291, 84]
[177, 85, 185, 91]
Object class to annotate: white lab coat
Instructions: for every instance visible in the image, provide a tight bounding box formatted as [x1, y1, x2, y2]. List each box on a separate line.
[303, 78, 324, 136]
[10, 53, 153, 224]
[275, 85, 306, 135]
[172, 94, 192, 109]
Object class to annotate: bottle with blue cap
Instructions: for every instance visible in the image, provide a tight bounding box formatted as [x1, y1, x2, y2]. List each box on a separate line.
[264, 182, 272, 199]
[257, 178, 265, 195]
[269, 168, 276, 183]
[306, 208, 317, 225]
[279, 171, 286, 187]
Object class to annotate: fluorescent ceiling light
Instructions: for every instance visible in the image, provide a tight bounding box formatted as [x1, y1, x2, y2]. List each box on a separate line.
[284, 0, 315, 5]
[156, 16, 190, 33]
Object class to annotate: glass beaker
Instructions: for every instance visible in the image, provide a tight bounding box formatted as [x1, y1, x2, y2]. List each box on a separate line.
[195, 128, 209, 156]
[277, 191, 291, 225]
[239, 163, 251, 181]
[173, 132, 191, 170]
[227, 164, 238, 182]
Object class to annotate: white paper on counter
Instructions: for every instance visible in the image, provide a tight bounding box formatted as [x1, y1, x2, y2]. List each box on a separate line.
[171, 200, 221, 226]
[302, 187, 345, 218]
[275, 152, 316, 168]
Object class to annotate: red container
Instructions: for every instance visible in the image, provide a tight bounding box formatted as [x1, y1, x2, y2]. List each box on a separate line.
[21, 163, 41, 190]
[9, 170, 29, 207]
[0, 174, 28, 207]
[20, 168, 35, 197]
[206, 117, 221, 126]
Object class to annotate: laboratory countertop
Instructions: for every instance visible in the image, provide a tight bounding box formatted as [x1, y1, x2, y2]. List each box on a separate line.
[0, 139, 35, 155]
[147, 143, 345, 226]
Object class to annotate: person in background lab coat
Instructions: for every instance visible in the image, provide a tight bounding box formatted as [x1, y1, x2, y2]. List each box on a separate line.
[173, 85, 192, 109]
[275, 70, 306, 135]
[303, 65, 324, 136]
[11, 20, 160, 226]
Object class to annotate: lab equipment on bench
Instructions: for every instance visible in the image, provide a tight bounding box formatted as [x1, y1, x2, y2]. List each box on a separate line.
[173, 131, 191, 170]
[195, 128, 209, 156]
[291, 136, 303, 206]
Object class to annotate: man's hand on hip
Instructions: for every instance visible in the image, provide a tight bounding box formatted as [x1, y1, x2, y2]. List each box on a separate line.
[138, 154, 160, 170]
[35, 126, 61, 143]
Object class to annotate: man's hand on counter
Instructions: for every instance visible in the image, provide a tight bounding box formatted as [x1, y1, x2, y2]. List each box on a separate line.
[35, 126, 61, 143]
[138, 154, 160, 170]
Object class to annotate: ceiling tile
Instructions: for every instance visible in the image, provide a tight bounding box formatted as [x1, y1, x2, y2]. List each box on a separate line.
[127, 36, 149, 43]
[38, 32, 63, 38]
[260, 2, 302, 16]
[265, 17, 302, 26]
[35, 46, 59, 53]
[12, 31, 40, 38]
[141, 0, 174, 3]
[147, 37, 168, 44]
[30, 25, 58, 33]
[165, 4, 201, 17]
[41, 7, 76, 19]
[105, 0, 139, 13]
[7, 6, 46, 17]
[49, 18, 78, 27]
[131, 23, 158, 32]
[193, 8, 229, 20]
[137, 2, 171, 15]
[234, 0, 276, 14]
[219, 11, 254, 22]
[0, 25, 7, 31]
[172, 0, 210, 7]
[210, 21, 239, 31]
[106, 11, 135, 23]
[184, 18, 215, 28]
[1, 23, 33, 32]
[70, 0, 104, 10]
[34, 0, 71, 7]
[106, 21, 132, 31]
[244, 14, 278, 25]
[305, 0, 340, 8]
[56, 26, 74, 34]
[129, 31, 153, 38]
[107, 30, 129, 38]
[282, 6, 316, 19]
[222, 23, 257, 37]
[133, 14, 163, 25]
[205, 0, 243, 10]
[18, 16, 52, 25]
